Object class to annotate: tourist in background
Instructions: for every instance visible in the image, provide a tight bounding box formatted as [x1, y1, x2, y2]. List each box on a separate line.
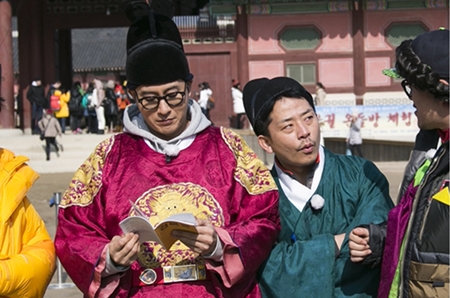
[315, 82, 326, 145]
[116, 82, 130, 132]
[26, 79, 46, 134]
[231, 79, 246, 129]
[347, 111, 363, 157]
[82, 82, 98, 134]
[69, 81, 84, 134]
[54, 89, 70, 134]
[198, 81, 213, 120]
[47, 81, 62, 104]
[104, 80, 119, 133]
[92, 79, 106, 134]
[38, 109, 63, 161]
[315, 82, 326, 106]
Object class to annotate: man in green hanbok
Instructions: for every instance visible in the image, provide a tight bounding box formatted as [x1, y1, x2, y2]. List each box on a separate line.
[242, 77, 394, 297]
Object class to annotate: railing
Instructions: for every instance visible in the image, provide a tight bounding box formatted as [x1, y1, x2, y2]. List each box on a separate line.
[174, 15, 236, 42]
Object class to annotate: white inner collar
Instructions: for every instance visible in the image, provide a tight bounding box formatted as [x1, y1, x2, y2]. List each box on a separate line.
[275, 146, 325, 212]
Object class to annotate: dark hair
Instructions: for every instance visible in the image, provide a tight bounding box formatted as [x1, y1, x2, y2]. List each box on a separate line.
[253, 90, 314, 137]
[316, 82, 325, 90]
[232, 80, 241, 91]
[86, 82, 95, 94]
[0, 96, 4, 112]
[396, 40, 449, 102]
[72, 81, 82, 92]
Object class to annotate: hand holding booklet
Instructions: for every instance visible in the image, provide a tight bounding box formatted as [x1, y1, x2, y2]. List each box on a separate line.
[119, 200, 198, 250]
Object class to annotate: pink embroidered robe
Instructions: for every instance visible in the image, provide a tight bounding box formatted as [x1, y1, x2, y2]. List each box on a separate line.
[55, 126, 280, 297]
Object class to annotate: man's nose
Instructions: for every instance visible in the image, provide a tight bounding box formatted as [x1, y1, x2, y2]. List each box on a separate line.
[157, 99, 172, 114]
[297, 122, 310, 139]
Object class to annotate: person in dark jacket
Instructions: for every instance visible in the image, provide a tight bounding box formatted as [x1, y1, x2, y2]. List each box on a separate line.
[69, 81, 84, 134]
[349, 28, 449, 298]
[26, 79, 46, 134]
[81, 83, 98, 134]
[104, 80, 119, 133]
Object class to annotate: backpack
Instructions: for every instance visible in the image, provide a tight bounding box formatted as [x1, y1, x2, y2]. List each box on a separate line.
[68, 95, 83, 114]
[50, 94, 61, 111]
[207, 96, 215, 110]
[102, 97, 119, 116]
[81, 94, 88, 109]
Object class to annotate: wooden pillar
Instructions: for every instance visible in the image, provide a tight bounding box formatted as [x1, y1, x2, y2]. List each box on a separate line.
[18, 0, 44, 131]
[56, 29, 73, 91]
[352, 0, 365, 105]
[0, 0, 14, 128]
[236, 5, 249, 85]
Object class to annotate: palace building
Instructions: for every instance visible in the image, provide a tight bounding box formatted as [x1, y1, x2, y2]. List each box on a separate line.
[0, 0, 448, 129]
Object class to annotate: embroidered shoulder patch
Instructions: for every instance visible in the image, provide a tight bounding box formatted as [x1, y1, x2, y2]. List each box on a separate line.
[221, 127, 277, 194]
[59, 136, 115, 208]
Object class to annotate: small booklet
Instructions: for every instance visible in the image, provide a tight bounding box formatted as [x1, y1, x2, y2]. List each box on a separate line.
[119, 201, 198, 250]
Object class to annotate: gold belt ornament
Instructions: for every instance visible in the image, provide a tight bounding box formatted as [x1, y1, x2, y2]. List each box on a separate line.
[139, 263, 208, 285]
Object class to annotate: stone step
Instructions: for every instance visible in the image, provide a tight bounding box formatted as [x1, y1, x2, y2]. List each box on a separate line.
[2, 131, 112, 174]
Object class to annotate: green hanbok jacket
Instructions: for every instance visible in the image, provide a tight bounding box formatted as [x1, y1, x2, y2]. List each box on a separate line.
[257, 148, 394, 297]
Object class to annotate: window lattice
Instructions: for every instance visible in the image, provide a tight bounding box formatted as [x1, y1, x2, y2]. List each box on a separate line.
[286, 64, 316, 85]
[386, 24, 426, 47]
[280, 27, 320, 50]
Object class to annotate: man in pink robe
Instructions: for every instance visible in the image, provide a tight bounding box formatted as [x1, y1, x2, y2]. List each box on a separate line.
[54, 1, 279, 297]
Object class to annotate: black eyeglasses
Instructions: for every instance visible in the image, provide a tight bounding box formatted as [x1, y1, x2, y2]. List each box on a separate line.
[135, 85, 186, 110]
[401, 80, 412, 99]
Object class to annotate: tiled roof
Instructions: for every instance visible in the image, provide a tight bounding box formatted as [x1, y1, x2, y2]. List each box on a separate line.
[71, 27, 127, 73]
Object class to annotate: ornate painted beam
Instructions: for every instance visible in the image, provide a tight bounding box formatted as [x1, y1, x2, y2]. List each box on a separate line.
[209, 0, 448, 15]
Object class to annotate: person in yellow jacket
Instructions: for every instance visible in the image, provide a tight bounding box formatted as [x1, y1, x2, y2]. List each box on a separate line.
[0, 147, 56, 297]
[54, 89, 70, 133]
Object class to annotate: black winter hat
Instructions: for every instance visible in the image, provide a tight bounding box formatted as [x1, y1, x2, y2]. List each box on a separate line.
[121, 0, 192, 90]
[411, 29, 449, 79]
[243, 77, 315, 127]
[382, 28, 449, 80]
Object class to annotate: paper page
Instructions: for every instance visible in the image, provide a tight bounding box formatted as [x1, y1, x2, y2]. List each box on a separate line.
[158, 213, 197, 226]
[119, 216, 161, 244]
[155, 213, 198, 250]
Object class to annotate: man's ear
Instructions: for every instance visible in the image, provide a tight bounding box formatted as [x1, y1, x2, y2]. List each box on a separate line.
[258, 135, 274, 154]
[184, 81, 191, 97]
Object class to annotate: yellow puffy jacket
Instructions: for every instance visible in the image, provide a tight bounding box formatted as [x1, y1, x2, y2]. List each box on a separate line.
[0, 149, 56, 297]
[54, 90, 70, 118]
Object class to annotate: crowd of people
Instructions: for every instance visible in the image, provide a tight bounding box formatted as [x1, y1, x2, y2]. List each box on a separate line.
[2, 0, 448, 297]
[27, 79, 131, 136]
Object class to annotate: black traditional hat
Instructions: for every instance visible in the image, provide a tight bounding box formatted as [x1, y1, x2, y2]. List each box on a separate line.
[121, 0, 192, 89]
[243, 77, 315, 127]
